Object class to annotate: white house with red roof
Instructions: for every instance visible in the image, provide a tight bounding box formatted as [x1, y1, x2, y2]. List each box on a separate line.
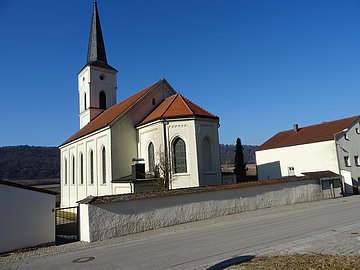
[59, 2, 221, 207]
[256, 115, 360, 195]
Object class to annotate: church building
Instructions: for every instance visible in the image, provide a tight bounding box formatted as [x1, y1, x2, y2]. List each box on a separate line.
[59, 1, 222, 207]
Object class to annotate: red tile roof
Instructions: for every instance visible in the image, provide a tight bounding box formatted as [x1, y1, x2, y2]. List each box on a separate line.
[62, 80, 160, 145]
[139, 94, 218, 125]
[257, 115, 359, 151]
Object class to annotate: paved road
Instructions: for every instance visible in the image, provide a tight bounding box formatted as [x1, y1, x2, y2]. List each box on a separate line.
[4, 196, 360, 270]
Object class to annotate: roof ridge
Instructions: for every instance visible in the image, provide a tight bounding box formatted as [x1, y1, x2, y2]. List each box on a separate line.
[61, 80, 161, 146]
[180, 94, 216, 117]
[161, 94, 179, 117]
[177, 94, 194, 114]
[282, 115, 359, 133]
[109, 80, 161, 126]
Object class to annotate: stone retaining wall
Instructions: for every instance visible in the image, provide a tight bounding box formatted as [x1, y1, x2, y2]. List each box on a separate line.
[79, 178, 332, 242]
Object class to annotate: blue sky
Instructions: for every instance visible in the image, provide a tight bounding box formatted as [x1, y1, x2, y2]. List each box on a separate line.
[1, 0, 360, 146]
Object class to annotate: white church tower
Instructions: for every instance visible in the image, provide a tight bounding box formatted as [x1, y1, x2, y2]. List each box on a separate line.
[78, 1, 117, 128]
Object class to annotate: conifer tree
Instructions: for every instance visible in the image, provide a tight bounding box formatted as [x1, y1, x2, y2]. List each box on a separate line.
[234, 138, 247, 181]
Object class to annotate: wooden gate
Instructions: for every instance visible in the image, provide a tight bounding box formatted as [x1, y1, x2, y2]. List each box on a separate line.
[55, 206, 79, 245]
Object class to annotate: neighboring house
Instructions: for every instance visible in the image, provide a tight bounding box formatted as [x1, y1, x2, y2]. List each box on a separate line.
[59, 2, 221, 207]
[0, 180, 56, 253]
[256, 115, 360, 194]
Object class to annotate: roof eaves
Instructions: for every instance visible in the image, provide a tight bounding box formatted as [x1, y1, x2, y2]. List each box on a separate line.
[60, 125, 109, 148]
[0, 180, 58, 195]
[137, 114, 219, 127]
[256, 138, 335, 152]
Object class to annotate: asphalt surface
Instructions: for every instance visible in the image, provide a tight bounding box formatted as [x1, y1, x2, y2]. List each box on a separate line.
[4, 196, 360, 270]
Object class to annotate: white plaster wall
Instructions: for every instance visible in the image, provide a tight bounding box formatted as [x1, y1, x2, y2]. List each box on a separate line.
[78, 65, 117, 128]
[336, 120, 360, 194]
[137, 118, 222, 189]
[79, 204, 90, 242]
[137, 122, 163, 173]
[60, 128, 112, 207]
[81, 179, 325, 242]
[0, 185, 55, 253]
[112, 183, 133, 195]
[167, 119, 200, 189]
[195, 119, 222, 186]
[256, 140, 339, 180]
[111, 81, 175, 181]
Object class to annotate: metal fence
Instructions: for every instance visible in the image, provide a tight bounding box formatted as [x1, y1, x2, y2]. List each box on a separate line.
[55, 206, 79, 245]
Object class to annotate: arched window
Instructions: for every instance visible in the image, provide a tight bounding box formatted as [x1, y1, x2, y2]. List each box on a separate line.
[84, 92, 87, 110]
[90, 150, 94, 185]
[64, 158, 67, 185]
[173, 138, 187, 173]
[102, 147, 106, 184]
[80, 153, 84, 185]
[99, 91, 106, 109]
[72, 155, 75, 185]
[202, 137, 213, 172]
[148, 142, 155, 172]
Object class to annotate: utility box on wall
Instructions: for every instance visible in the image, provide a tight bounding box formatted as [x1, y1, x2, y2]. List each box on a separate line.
[132, 158, 145, 180]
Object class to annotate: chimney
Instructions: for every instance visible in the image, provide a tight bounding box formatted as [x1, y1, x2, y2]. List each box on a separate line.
[293, 124, 299, 133]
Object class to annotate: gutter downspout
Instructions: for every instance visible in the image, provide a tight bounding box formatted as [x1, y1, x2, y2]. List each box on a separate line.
[162, 119, 170, 189]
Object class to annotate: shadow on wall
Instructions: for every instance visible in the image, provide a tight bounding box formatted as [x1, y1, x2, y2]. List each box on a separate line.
[206, 255, 255, 270]
[257, 161, 282, 180]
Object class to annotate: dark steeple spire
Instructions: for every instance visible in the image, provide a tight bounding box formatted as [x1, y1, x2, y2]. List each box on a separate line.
[86, 0, 116, 71]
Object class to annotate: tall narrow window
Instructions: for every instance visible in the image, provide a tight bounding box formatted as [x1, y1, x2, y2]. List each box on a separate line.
[80, 153, 84, 184]
[90, 150, 94, 184]
[102, 147, 106, 184]
[202, 137, 213, 172]
[344, 156, 351, 167]
[72, 155, 75, 185]
[173, 138, 187, 173]
[148, 142, 155, 172]
[99, 91, 106, 109]
[84, 92, 87, 110]
[64, 158, 67, 185]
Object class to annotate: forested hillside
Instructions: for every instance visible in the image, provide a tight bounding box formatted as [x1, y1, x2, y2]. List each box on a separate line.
[0, 144, 257, 180]
[220, 144, 257, 165]
[0, 146, 59, 180]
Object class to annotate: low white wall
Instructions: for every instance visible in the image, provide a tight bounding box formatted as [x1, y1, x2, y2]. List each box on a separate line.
[0, 185, 56, 253]
[81, 179, 327, 242]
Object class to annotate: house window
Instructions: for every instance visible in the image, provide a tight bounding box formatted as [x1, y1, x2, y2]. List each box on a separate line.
[288, 167, 295, 176]
[80, 153, 84, 185]
[99, 91, 106, 109]
[102, 147, 106, 184]
[344, 156, 351, 167]
[356, 128, 360, 134]
[64, 158, 67, 185]
[148, 142, 155, 172]
[333, 179, 341, 188]
[72, 155, 75, 185]
[321, 180, 331, 190]
[152, 98, 156, 106]
[355, 156, 360, 166]
[99, 74, 105, 80]
[173, 138, 187, 173]
[344, 133, 349, 140]
[202, 137, 213, 172]
[90, 150, 94, 184]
